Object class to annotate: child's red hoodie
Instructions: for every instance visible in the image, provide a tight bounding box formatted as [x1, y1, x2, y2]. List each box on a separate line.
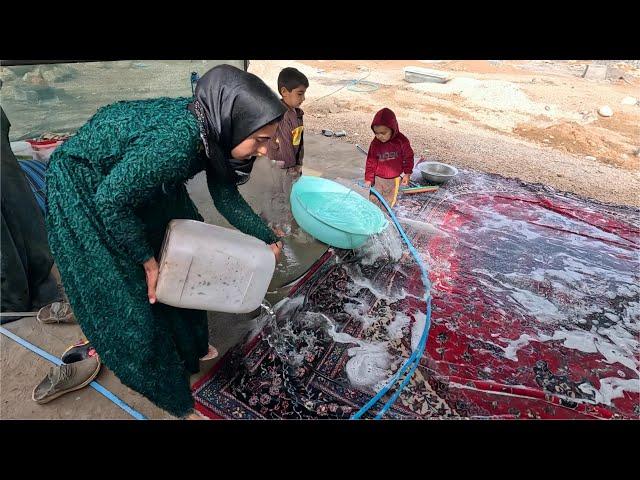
[364, 108, 414, 184]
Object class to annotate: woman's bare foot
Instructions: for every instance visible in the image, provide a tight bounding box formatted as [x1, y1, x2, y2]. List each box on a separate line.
[185, 410, 209, 420]
[200, 344, 218, 361]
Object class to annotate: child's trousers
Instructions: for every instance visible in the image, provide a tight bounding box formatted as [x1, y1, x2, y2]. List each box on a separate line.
[263, 162, 301, 234]
[369, 176, 400, 209]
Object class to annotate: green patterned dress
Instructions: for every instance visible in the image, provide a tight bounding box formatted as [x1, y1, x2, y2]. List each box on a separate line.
[45, 97, 277, 417]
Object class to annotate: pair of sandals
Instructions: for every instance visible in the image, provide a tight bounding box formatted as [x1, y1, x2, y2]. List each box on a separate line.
[32, 340, 218, 406]
[321, 129, 347, 137]
[36, 302, 218, 360]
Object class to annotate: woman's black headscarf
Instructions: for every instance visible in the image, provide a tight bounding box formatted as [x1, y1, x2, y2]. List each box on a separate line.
[188, 65, 286, 185]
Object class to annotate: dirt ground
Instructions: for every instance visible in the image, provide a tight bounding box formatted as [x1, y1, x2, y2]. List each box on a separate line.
[249, 60, 640, 206]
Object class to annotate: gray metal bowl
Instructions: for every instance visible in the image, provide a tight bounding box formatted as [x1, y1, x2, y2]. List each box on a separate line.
[418, 161, 458, 184]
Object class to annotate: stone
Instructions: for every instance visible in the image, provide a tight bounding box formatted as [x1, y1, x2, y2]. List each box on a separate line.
[22, 68, 48, 86]
[41, 65, 77, 83]
[582, 64, 608, 80]
[0, 67, 17, 82]
[598, 106, 613, 117]
[7, 66, 33, 76]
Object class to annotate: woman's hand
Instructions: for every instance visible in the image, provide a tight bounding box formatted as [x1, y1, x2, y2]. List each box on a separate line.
[401, 175, 410, 186]
[269, 241, 283, 263]
[143, 257, 159, 304]
[364, 180, 372, 187]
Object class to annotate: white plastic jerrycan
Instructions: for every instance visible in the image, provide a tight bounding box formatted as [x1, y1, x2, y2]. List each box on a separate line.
[155, 219, 275, 313]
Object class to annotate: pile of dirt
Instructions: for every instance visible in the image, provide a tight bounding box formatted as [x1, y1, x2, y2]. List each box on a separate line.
[514, 117, 639, 170]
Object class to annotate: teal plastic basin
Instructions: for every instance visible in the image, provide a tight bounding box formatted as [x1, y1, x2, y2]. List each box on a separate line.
[290, 176, 388, 249]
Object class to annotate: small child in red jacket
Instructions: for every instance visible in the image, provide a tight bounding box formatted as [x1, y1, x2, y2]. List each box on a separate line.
[364, 108, 414, 208]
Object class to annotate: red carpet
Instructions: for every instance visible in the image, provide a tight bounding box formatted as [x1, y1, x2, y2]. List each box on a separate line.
[194, 170, 639, 419]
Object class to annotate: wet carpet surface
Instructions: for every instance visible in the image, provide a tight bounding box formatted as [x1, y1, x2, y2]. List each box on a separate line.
[194, 170, 640, 419]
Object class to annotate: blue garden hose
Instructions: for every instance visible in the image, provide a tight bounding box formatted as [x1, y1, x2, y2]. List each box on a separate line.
[308, 69, 379, 106]
[0, 326, 147, 420]
[351, 186, 433, 419]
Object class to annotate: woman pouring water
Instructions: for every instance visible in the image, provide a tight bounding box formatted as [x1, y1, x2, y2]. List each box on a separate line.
[45, 65, 286, 419]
